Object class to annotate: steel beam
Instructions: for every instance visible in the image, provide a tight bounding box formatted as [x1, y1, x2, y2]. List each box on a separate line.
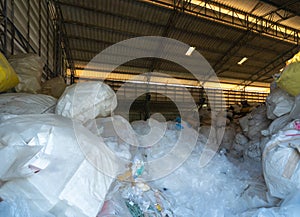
[146, 0, 299, 44]
[242, 44, 300, 86]
[259, 0, 300, 17]
[52, 0, 76, 83]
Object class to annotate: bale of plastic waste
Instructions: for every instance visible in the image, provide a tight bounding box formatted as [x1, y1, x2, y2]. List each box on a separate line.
[263, 119, 300, 199]
[230, 133, 249, 158]
[8, 53, 43, 93]
[0, 114, 116, 217]
[0, 52, 19, 92]
[220, 123, 236, 151]
[56, 81, 117, 123]
[261, 114, 292, 136]
[40, 76, 66, 98]
[266, 88, 295, 120]
[244, 139, 262, 161]
[0, 93, 56, 115]
[239, 105, 271, 140]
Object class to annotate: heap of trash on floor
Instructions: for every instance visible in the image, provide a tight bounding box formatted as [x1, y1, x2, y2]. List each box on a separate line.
[1, 51, 300, 217]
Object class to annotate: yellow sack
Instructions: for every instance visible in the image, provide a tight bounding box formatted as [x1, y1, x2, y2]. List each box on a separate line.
[286, 51, 300, 65]
[276, 62, 300, 96]
[0, 52, 19, 92]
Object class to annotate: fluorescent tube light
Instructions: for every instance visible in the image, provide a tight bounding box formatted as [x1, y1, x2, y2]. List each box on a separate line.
[237, 57, 248, 65]
[185, 46, 196, 56]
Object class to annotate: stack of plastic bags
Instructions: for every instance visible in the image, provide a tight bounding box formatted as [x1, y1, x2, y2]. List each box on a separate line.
[0, 82, 120, 217]
[236, 105, 271, 161]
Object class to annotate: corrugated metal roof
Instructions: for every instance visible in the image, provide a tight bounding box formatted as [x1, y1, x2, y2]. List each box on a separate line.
[57, 0, 300, 86]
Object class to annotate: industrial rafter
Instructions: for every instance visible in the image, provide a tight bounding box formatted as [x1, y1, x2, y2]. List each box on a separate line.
[145, 0, 300, 44]
[212, 0, 298, 76]
[242, 44, 300, 86]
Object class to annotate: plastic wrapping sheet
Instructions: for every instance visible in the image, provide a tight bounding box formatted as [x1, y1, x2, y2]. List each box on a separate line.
[0, 93, 56, 115]
[0, 197, 55, 217]
[126, 120, 275, 216]
[85, 115, 138, 161]
[0, 114, 116, 217]
[241, 190, 300, 217]
[56, 81, 117, 123]
[151, 151, 274, 216]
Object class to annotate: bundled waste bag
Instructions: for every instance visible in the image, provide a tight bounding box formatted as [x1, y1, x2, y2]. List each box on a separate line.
[266, 88, 295, 120]
[40, 76, 66, 98]
[0, 114, 117, 217]
[263, 119, 300, 199]
[8, 53, 43, 93]
[56, 81, 117, 123]
[0, 52, 19, 92]
[239, 105, 271, 140]
[0, 93, 56, 115]
[276, 62, 300, 96]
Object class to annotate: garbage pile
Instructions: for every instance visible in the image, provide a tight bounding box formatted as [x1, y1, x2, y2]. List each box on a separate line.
[1, 51, 300, 217]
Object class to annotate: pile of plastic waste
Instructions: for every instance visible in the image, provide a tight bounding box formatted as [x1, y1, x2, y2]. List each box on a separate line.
[1, 51, 300, 217]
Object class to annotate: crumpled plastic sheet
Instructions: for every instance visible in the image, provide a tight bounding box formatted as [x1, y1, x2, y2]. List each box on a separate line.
[118, 121, 277, 217]
[241, 190, 300, 217]
[0, 93, 56, 115]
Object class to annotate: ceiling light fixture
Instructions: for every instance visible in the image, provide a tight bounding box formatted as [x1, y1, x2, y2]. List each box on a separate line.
[185, 46, 196, 56]
[237, 57, 248, 65]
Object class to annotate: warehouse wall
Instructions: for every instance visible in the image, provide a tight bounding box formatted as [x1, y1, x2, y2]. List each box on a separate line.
[0, 0, 68, 79]
[105, 80, 268, 121]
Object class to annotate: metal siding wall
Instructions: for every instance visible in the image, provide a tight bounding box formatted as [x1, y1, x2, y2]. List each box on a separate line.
[3, 0, 55, 77]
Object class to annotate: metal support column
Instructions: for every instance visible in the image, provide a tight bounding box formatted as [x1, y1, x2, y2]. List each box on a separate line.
[0, 0, 8, 56]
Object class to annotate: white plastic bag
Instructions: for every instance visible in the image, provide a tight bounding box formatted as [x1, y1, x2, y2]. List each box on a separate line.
[261, 114, 291, 136]
[0, 93, 56, 114]
[0, 114, 116, 217]
[8, 53, 43, 93]
[263, 120, 300, 199]
[56, 81, 117, 123]
[266, 88, 295, 120]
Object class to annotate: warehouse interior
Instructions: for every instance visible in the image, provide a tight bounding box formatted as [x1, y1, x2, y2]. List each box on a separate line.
[1, 0, 300, 216]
